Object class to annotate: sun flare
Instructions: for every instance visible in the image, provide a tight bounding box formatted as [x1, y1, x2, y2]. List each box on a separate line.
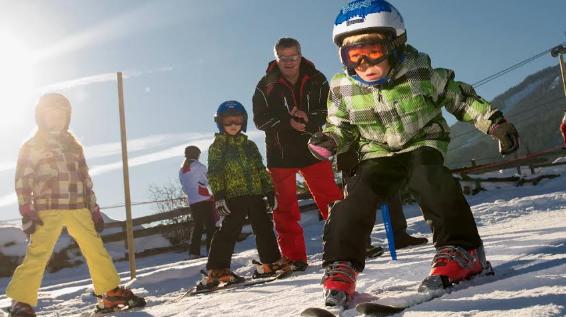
[0, 32, 35, 125]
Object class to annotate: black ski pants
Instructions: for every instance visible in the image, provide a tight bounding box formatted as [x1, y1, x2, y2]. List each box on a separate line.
[188, 200, 216, 256]
[323, 147, 482, 271]
[207, 195, 281, 270]
[343, 176, 407, 239]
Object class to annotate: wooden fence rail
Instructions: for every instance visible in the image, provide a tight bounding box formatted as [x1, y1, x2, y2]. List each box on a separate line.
[98, 147, 566, 258]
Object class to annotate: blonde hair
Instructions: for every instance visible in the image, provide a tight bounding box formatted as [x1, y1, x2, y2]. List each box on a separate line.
[342, 33, 387, 46]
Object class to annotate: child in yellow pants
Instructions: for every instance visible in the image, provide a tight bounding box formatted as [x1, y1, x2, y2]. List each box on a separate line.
[6, 93, 145, 317]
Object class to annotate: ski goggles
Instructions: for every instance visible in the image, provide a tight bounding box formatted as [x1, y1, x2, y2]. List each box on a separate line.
[222, 118, 243, 127]
[340, 41, 390, 69]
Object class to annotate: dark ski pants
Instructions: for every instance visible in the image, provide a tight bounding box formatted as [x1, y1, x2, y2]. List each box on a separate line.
[323, 147, 482, 272]
[343, 168, 407, 248]
[207, 195, 281, 270]
[189, 200, 216, 256]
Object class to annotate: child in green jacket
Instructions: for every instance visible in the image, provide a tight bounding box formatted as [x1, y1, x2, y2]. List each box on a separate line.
[198, 101, 291, 289]
[308, 0, 519, 307]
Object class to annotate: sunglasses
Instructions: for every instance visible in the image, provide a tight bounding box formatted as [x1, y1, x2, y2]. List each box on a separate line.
[340, 41, 390, 69]
[277, 55, 301, 63]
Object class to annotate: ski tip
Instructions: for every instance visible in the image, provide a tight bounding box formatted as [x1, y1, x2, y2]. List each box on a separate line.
[355, 302, 405, 315]
[300, 307, 337, 317]
[277, 269, 293, 279]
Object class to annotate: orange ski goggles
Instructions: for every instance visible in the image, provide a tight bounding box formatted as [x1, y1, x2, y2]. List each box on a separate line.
[340, 41, 390, 69]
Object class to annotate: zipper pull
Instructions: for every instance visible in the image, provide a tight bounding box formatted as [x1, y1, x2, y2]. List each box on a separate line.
[284, 96, 291, 112]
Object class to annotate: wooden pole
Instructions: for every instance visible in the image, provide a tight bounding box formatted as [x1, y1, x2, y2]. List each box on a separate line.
[557, 52, 566, 106]
[117, 72, 137, 279]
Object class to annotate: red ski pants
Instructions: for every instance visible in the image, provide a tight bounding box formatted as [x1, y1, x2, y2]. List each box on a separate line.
[269, 160, 343, 262]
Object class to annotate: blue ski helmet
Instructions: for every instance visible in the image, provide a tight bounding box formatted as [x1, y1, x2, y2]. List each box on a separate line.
[333, 0, 406, 46]
[214, 100, 248, 133]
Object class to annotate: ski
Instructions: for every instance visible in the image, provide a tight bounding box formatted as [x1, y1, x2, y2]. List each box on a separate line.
[1, 307, 10, 317]
[354, 269, 497, 315]
[355, 302, 405, 316]
[300, 307, 339, 317]
[174, 269, 292, 301]
[79, 305, 146, 317]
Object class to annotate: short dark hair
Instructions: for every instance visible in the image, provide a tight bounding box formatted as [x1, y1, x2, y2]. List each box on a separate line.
[273, 37, 302, 58]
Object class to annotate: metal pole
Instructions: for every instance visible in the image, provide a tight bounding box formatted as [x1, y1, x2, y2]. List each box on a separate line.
[555, 51, 566, 106]
[381, 203, 397, 261]
[551, 45, 566, 146]
[117, 72, 137, 279]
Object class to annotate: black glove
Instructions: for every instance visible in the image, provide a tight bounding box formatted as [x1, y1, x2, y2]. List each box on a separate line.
[489, 120, 519, 155]
[215, 199, 231, 216]
[266, 192, 277, 211]
[307, 132, 337, 160]
[91, 205, 105, 233]
[22, 214, 43, 235]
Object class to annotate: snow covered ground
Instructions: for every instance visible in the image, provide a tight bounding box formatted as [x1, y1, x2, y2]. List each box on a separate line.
[1, 166, 566, 316]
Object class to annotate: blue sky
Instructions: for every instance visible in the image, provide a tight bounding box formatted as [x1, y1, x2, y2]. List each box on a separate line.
[0, 0, 565, 221]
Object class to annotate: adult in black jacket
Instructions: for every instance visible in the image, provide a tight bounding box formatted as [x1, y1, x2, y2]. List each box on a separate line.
[253, 38, 343, 270]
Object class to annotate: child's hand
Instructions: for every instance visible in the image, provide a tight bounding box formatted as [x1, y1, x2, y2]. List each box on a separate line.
[215, 200, 232, 216]
[91, 205, 105, 233]
[489, 120, 519, 155]
[265, 192, 277, 211]
[22, 214, 43, 235]
[308, 132, 337, 160]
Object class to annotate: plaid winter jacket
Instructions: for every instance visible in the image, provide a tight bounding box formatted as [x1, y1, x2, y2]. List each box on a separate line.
[324, 45, 502, 161]
[207, 133, 273, 200]
[15, 133, 97, 215]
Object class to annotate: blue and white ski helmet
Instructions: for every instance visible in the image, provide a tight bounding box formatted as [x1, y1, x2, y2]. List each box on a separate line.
[333, 0, 406, 46]
[214, 100, 248, 133]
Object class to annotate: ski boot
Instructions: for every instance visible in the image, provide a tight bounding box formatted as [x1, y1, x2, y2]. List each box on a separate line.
[8, 302, 35, 317]
[291, 260, 309, 272]
[394, 231, 428, 249]
[252, 258, 293, 278]
[95, 286, 146, 313]
[322, 261, 358, 307]
[278, 256, 308, 272]
[366, 244, 384, 258]
[419, 245, 493, 292]
[196, 268, 244, 290]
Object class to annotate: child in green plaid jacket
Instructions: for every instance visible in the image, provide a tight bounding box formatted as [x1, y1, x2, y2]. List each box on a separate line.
[308, 0, 519, 307]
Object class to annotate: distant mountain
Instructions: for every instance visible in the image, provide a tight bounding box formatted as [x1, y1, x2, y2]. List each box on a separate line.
[446, 65, 565, 168]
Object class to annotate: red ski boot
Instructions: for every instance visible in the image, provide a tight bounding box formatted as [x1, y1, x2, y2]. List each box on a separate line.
[322, 261, 358, 307]
[96, 286, 146, 313]
[419, 245, 493, 292]
[8, 302, 35, 317]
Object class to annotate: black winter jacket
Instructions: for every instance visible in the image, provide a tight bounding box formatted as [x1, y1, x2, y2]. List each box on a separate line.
[252, 58, 329, 168]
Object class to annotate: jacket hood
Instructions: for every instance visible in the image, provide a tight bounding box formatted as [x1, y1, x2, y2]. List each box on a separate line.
[392, 45, 432, 80]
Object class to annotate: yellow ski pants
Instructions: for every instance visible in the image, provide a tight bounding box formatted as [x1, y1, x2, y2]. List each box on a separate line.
[6, 208, 120, 306]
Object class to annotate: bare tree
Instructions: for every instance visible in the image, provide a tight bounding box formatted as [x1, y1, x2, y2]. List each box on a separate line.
[147, 180, 192, 246]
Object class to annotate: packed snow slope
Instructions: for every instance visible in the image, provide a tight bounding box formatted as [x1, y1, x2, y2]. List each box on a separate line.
[1, 166, 565, 316]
